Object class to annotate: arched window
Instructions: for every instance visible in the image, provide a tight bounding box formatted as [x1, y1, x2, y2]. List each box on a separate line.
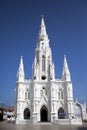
[42, 55, 45, 72]
[58, 90, 63, 99]
[61, 91, 63, 99]
[25, 92, 27, 99]
[58, 91, 60, 99]
[25, 91, 30, 100]
[28, 92, 30, 99]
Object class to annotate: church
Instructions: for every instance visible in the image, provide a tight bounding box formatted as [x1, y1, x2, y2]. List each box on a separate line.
[15, 17, 87, 124]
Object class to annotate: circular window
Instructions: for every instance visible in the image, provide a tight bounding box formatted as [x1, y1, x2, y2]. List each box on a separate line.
[41, 76, 46, 80]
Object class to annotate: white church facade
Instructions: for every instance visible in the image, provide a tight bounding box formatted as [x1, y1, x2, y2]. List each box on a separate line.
[15, 17, 87, 124]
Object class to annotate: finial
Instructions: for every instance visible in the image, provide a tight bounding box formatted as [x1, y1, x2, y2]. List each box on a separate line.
[21, 55, 23, 59]
[41, 14, 44, 18]
[64, 55, 66, 63]
[20, 55, 23, 65]
[64, 54, 66, 58]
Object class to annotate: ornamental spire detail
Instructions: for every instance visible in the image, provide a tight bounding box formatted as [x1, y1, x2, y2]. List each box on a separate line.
[17, 56, 25, 82]
[62, 55, 71, 81]
[38, 16, 49, 44]
[39, 16, 47, 36]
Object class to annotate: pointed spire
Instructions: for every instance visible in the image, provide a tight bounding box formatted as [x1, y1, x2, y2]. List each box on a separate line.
[17, 56, 25, 82]
[64, 55, 69, 71]
[62, 55, 71, 81]
[41, 15, 45, 26]
[19, 56, 24, 72]
[38, 16, 48, 41]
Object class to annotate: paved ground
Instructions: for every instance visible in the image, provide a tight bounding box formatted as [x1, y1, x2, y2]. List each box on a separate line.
[0, 122, 87, 130]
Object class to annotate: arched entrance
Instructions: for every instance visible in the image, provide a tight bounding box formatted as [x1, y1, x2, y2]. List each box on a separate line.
[24, 108, 30, 119]
[58, 108, 65, 119]
[40, 106, 48, 122]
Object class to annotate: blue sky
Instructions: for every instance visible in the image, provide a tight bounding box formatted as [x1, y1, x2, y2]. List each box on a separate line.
[0, 0, 87, 107]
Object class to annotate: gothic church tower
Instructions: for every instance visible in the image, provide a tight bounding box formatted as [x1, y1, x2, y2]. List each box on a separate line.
[32, 17, 55, 81]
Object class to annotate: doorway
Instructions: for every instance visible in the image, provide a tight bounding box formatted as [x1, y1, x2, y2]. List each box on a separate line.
[58, 108, 65, 119]
[24, 108, 30, 119]
[40, 106, 48, 122]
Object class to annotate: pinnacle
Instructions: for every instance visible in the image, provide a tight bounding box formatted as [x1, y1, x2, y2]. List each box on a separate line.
[64, 55, 68, 70]
[20, 55, 22, 59]
[37, 17, 49, 47]
[41, 16, 45, 28]
[20, 56, 23, 65]
[64, 55, 67, 63]
[41, 14, 44, 18]
[38, 16, 48, 39]
[62, 55, 71, 81]
[64, 54, 66, 59]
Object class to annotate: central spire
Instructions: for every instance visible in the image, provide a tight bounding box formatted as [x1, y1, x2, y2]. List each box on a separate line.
[38, 16, 49, 42]
[39, 16, 47, 35]
[33, 17, 55, 81]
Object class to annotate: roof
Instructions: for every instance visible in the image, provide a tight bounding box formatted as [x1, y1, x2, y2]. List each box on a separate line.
[5, 107, 14, 111]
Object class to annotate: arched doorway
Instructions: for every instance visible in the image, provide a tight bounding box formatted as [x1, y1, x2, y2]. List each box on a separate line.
[58, 108, 65, 119]
[40, 106, 48, 122]
[24, 108, 30, 119]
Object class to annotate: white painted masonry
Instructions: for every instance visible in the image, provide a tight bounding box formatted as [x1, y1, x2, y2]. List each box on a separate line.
[15, 17, 87, 124]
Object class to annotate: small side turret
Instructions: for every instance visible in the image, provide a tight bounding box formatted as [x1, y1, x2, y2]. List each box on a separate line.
[16, 56, 25, 82]
[62, 55, 71, 81]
